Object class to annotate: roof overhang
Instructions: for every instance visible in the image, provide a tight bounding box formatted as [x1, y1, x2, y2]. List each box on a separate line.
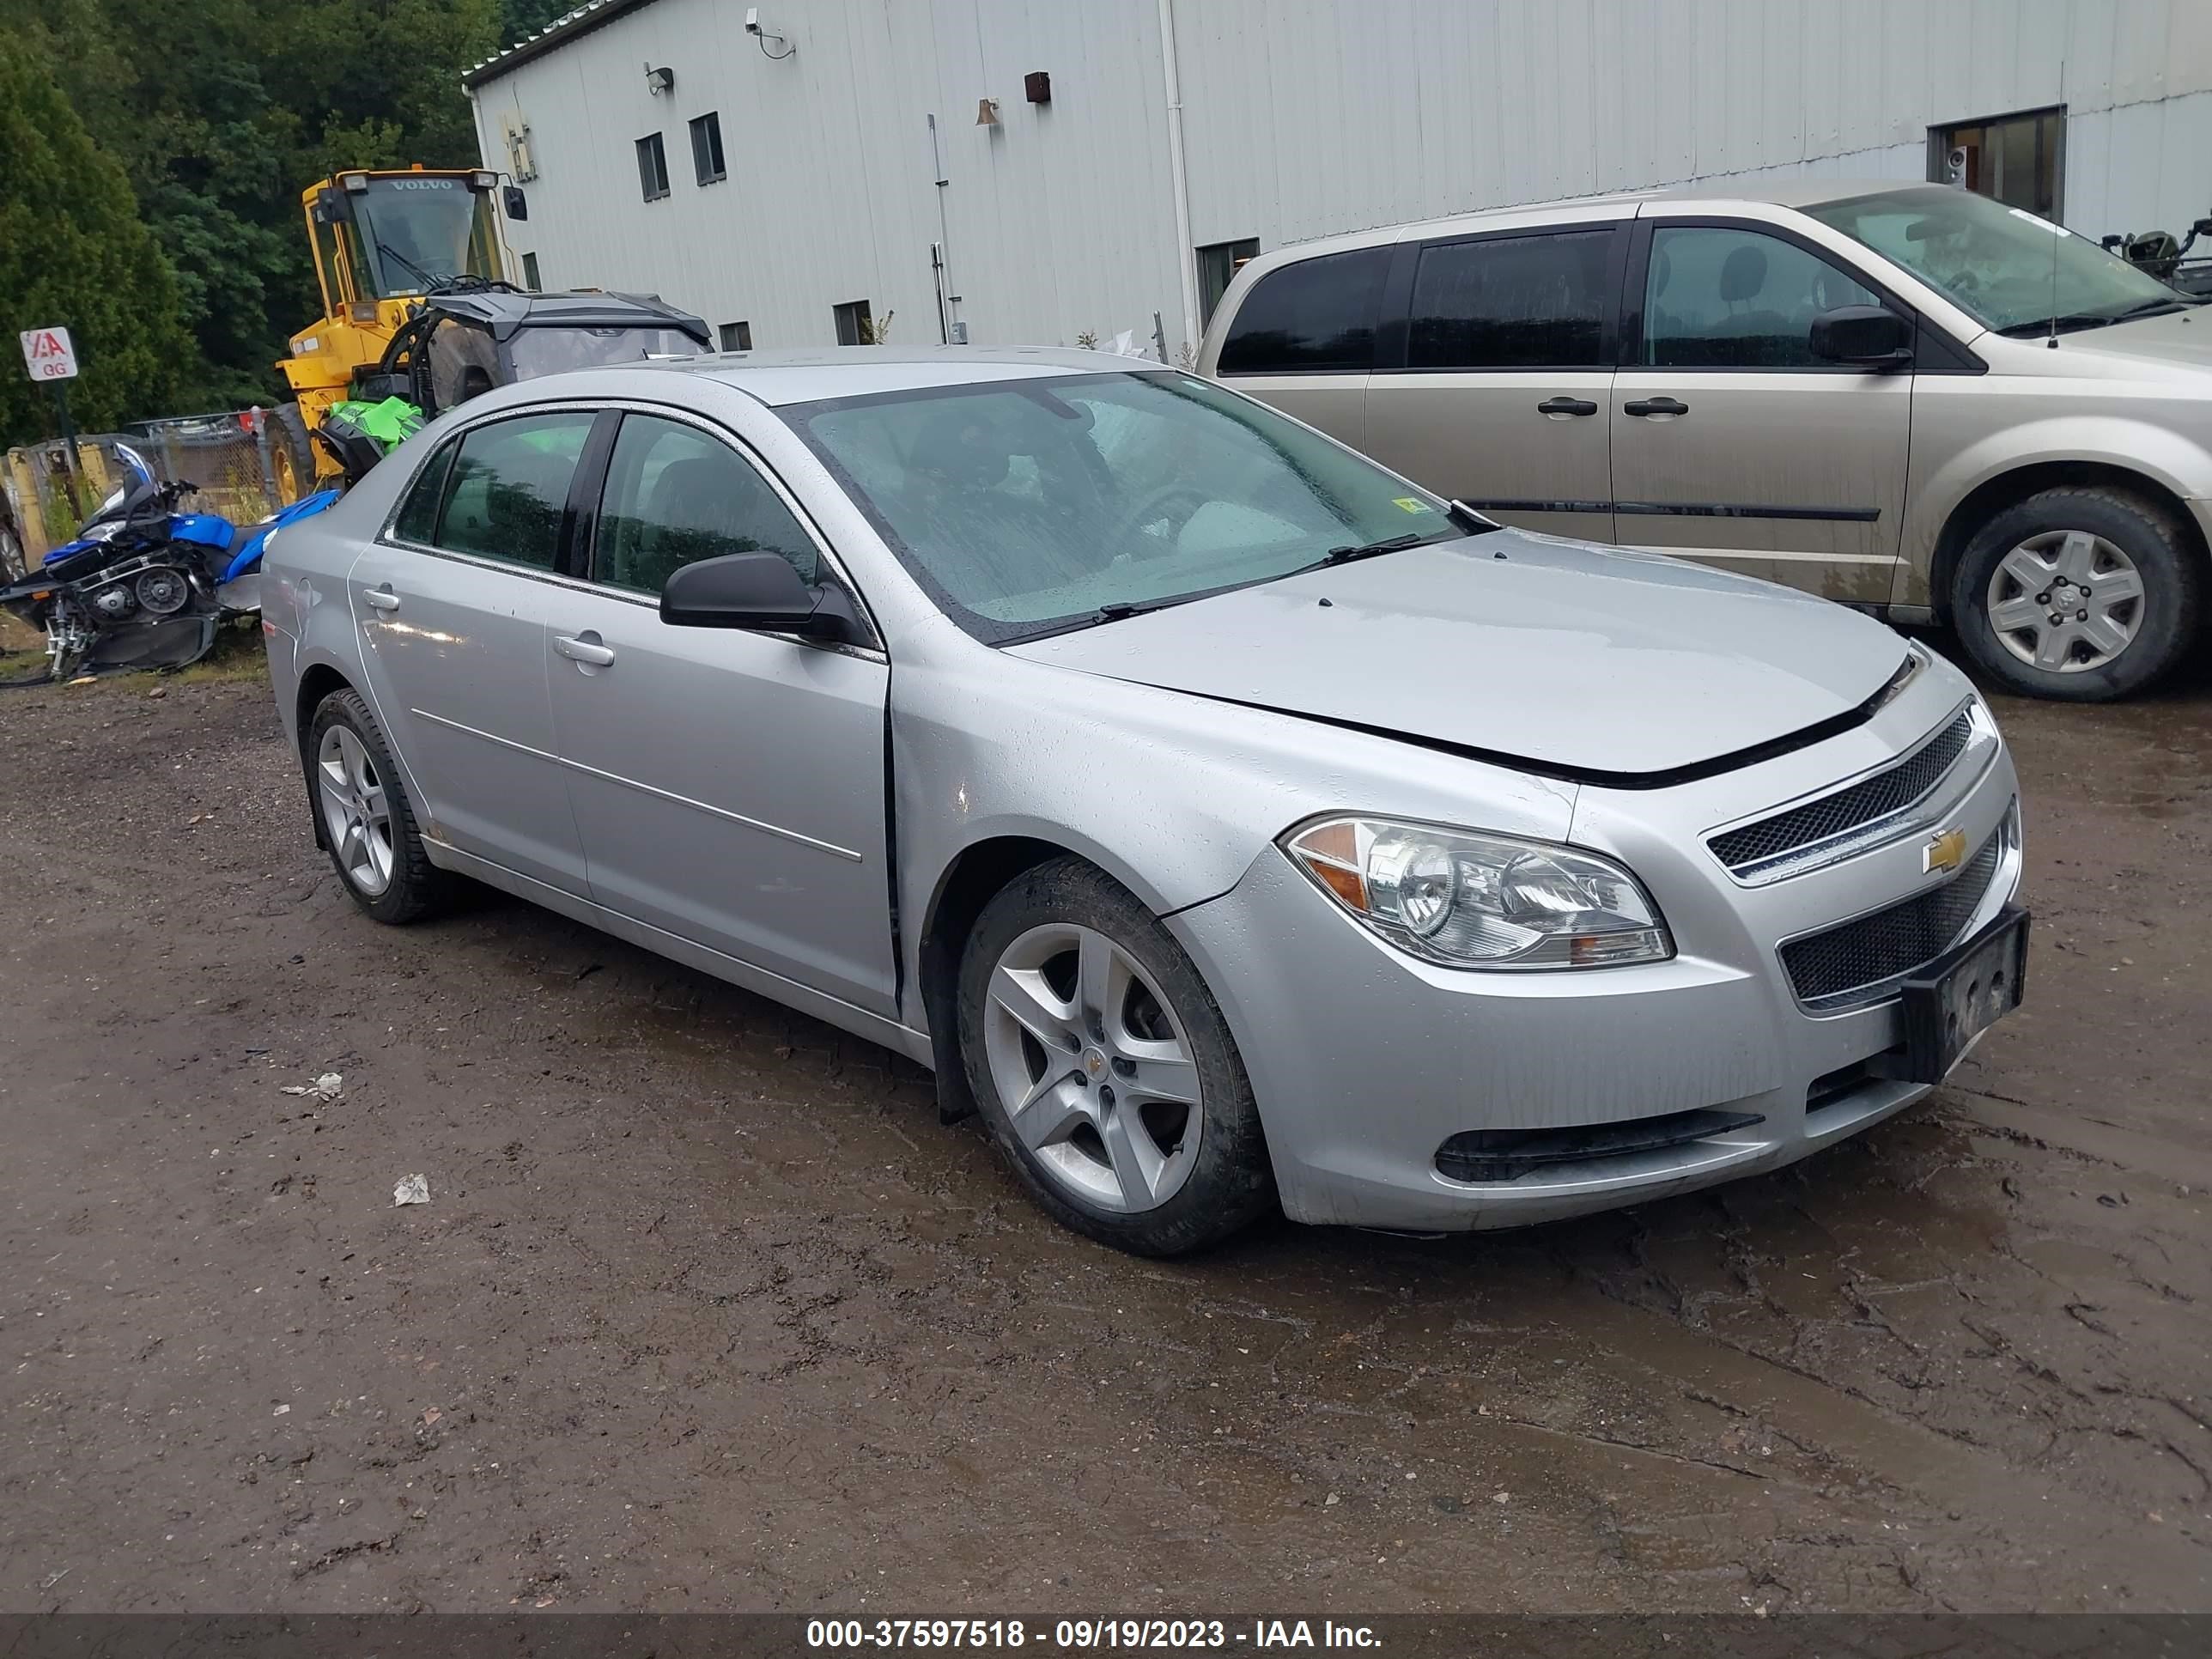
[463, 0, 661, 90]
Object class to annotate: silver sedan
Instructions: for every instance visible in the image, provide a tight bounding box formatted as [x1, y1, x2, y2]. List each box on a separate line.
[261, 348, 2027, 1255]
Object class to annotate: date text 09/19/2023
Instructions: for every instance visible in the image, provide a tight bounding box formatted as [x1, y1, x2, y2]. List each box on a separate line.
[804, 1619, 1382, 1649]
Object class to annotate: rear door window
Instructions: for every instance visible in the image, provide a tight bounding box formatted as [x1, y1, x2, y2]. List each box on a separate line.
[1641, 225, 1883, 368]
[1406, 228, 1616, 369]
[432, 411, 597, 568]
[1216, 247, 1389, 374]
[591, 413, 819, 595]
[392, 440, 455, 544]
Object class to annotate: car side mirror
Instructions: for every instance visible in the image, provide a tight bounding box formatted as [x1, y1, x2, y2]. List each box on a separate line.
[1809, 305, 1912, 369]
[660, 551, 857, 641]
[502, 185, 530, 222]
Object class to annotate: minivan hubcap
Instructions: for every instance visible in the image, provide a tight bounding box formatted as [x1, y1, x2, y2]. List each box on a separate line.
[317, 725, 395, 896]
[1985, 529, 2144, 673]
[982, 923, 1202, 1213]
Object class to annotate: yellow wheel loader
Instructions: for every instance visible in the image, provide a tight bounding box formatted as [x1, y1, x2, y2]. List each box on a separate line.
[273, 166, 708, 495]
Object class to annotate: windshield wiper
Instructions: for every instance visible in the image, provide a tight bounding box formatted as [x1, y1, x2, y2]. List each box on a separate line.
[1321, 532, 1428, 565]
[1995, 298, 2193, 338]
[374, 237, 440, 292]
[1090, 599, 1174, 623]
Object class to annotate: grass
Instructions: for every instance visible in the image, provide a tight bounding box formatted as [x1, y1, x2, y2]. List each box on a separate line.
[0, 615, 270, 692]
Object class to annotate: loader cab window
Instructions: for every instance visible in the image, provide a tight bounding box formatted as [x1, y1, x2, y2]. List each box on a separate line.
[326, 176, 502, 302]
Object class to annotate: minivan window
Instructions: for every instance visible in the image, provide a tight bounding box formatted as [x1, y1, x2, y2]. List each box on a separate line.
[789, 371, 1460, 641]
[1407, 228, 1613, 370]
[1642, 226, 1881, 368]
[593, 414, 818, 595]
[1806, 185, 2186, 337]
[1216, 247, 1389, 374]
[433, 411, 596, 569]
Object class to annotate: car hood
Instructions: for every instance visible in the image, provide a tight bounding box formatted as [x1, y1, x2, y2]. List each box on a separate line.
[1003, 532, 1912, 783]
[2050, 307, 2212, 374]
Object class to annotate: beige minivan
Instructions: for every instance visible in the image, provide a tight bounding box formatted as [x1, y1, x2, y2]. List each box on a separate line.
[1199, 181, 2211, 701]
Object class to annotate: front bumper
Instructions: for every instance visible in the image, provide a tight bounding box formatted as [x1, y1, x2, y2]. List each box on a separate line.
[1168, 697, 2023, 1232]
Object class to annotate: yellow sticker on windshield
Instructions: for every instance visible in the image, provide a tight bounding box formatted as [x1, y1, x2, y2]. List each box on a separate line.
[1393, 496, 1432, 513]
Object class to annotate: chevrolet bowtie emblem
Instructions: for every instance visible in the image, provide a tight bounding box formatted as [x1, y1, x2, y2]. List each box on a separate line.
[1923, 827, 1967, 874]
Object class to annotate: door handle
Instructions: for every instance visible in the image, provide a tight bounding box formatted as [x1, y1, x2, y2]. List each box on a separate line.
[1536, 396, 1599, 418]
[362, 586, 401, 611]
[554, 633, 617, 667]
[1622, 397, 1689, 417]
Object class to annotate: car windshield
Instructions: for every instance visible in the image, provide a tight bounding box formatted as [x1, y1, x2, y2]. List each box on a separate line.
[787, 370, 1463, 641]
[507, 325, 703, 380]
[1805, 186, 2189, 337]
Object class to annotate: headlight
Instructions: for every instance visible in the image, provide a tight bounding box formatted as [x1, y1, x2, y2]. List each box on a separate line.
[1283, 816, 1673, 969]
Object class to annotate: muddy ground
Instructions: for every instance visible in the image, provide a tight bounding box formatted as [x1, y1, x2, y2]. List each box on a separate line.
[0, 641, 2207, 1615]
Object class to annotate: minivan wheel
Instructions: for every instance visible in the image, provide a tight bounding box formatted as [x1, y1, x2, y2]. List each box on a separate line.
[1950, 487, 2202, 701]
[957, 857, 1275, 1256]
[307, 688, 448, 924]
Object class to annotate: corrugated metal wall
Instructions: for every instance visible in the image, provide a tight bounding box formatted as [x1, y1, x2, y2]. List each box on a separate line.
[471, 0, 2212, 356]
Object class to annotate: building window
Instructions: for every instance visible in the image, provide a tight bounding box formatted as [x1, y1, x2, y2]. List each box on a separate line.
[1197, 238, 1259, 325]
[1930, 106, 2063, 218]
[833, 300, 874, 346]
[719, 320, 753, 352]
[690, 112, 726, 185]
[636, 132, 670, 202]
[520, 251, 541, 291]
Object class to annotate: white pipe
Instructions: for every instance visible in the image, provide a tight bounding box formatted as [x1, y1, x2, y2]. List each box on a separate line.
[1155, 0, 1200, 362]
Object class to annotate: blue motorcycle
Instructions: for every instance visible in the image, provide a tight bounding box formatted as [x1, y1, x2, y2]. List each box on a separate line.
[0, 444, 336, 684]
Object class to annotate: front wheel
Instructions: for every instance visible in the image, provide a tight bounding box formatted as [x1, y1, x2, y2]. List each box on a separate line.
[957, 858, 1275, 1256]
[1950, 487, 2203, 701]
[307, 689, 449, 923]
[268, 404, 318, 506]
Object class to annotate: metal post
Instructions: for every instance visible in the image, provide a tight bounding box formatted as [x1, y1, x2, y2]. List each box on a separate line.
[50, 383, 82, 518]
[1153, 311, 1169, 365]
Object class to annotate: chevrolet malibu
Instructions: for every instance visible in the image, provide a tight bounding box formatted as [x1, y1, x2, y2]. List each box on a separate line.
[261, 348, 2027, 1255]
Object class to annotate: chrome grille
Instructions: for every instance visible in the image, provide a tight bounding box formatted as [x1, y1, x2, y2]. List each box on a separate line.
[1781, 827, 2003, 1009]
[1711, 711, 1975, 876]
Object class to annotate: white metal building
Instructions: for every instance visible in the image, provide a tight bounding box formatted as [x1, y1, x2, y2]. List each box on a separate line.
[465, 0, 2212, 361]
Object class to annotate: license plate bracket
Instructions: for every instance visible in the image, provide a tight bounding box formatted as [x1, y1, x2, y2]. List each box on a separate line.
[1893, 905, 2030, 1084]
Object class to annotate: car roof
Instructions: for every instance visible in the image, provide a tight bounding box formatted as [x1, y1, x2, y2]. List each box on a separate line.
[651, 345, 1153, 407]
[1220, 179, 1946, 267]
[430, 287, 710, 343]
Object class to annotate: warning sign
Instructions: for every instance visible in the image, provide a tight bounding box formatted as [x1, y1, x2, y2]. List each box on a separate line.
[19, 327, 79, 382]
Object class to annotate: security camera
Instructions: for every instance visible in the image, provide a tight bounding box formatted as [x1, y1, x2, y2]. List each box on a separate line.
[744, 7, 761, 31]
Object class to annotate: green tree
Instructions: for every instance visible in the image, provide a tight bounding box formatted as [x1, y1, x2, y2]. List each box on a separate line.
[3, 0, 499, 415]
[0, 36, 191, 446]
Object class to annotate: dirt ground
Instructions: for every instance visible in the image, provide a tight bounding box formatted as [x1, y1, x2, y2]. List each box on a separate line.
[0, 641, 2207, 1616]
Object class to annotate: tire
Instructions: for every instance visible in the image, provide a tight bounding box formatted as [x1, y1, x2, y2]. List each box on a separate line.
[269, 404, 318, 506]
[957, 857, 1276, 1256]
[307, 688, 449, 923]
[1949, 486, 2202, 701]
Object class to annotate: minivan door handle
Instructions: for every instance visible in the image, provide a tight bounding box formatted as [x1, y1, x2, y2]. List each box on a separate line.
[1623, 397, 1689, 418]
[554, 633, 617, 668]
[1536, 396, 1598, 418]
[362, 586, 401, 611]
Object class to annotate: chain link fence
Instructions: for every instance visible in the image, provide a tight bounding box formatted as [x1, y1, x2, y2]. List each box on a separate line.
[1, 410, 289, 576]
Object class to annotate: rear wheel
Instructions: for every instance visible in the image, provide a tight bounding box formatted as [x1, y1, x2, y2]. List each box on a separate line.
[1950, 487, 2201, 701]
[957, 858, 1275, 1256]
[268, 404, 317, 505]
[308, 688, 448, 923]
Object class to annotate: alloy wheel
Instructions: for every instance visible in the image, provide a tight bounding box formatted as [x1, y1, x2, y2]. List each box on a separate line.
[317, 725, 396, 896]
[981, 922, 1204, 1213]
[1984, 528, 2145, 673]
